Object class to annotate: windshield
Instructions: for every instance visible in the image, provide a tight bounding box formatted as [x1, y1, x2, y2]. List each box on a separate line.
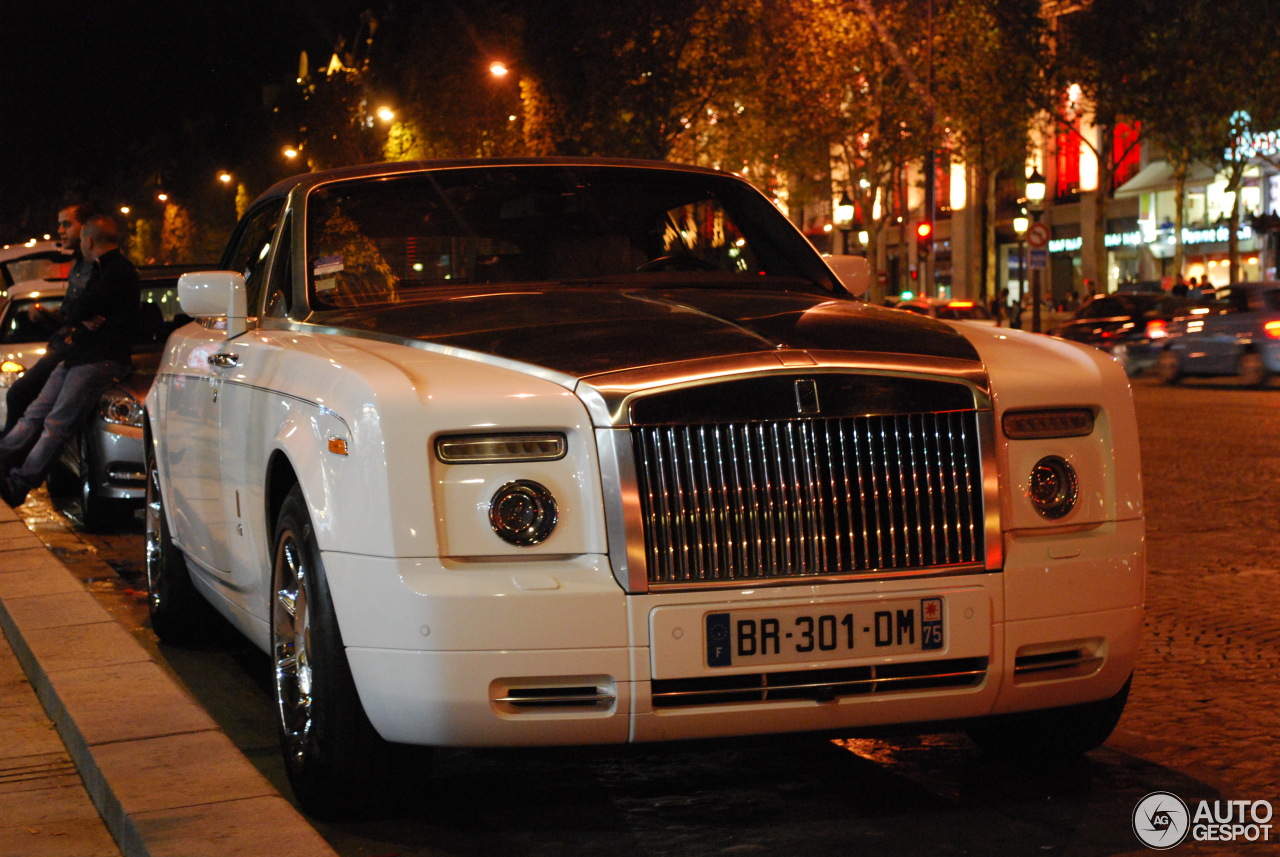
[305, 165, 837, 310]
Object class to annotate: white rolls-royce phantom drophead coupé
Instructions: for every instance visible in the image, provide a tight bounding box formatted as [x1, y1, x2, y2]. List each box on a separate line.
[144, 158, 1144, 816]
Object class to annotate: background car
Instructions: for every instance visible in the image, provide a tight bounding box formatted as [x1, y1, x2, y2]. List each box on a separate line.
[26, 266, 196, 529]
[0, 278, 70, 425]
[1155, 281, 1280, 387]
[1049, 291, 1195, 376]
[0, 239, 72, 294]
[894, 296, 997, 325]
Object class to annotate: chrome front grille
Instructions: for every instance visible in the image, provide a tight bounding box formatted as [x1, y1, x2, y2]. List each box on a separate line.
[633, 410, 985, 586]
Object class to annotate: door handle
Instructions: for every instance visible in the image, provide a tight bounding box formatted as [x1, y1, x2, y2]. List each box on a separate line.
[208, 353, 241, 369]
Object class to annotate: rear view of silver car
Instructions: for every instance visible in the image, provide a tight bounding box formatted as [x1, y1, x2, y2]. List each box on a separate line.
[1155, 282, 1280, 387]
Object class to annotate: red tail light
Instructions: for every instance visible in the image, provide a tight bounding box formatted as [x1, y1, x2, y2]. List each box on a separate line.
[1265, 321, 1280, 339]
[1146, 319, 1168, 339]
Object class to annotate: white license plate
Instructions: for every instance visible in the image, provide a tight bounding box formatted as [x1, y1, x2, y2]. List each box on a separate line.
[705, 597, 944, 668]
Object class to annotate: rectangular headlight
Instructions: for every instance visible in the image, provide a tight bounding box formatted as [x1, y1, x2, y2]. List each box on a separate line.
[1002, 408, 1094, 439]
[435, 433, 567, 463]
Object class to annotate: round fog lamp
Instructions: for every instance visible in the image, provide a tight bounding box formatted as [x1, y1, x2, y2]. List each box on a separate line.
[1028, 456, 1078, 520]
[489, 480, 558, 545]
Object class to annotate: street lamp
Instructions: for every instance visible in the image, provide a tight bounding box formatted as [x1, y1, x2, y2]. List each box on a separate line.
[834, 192, 855, 254]
[1013, 209, 1029, 325]
[1025, 168, 1047, 332]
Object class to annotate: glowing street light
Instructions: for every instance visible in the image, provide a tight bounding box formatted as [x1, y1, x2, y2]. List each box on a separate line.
[376, 105, 395, 122]
[283, 147, 299, 160]
[218, 171, 233, 184]
[489, 60, 510, 78]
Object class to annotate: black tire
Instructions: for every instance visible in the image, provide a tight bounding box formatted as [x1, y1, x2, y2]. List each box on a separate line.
[1155, 349, 1182, 385]
[966, 674, 1132, 761]
[144, 425, 218, 643]
[1238, 351, 1270, 388]
[79, 441, 127, 531]
[271, 485, 398, 818]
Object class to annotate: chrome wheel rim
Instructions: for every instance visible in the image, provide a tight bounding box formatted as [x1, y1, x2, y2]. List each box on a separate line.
[273, 531, 313, 766]
[144, 454, 164, 613]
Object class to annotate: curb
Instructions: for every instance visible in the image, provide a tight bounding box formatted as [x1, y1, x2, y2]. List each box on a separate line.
[0, 504, 338, 857]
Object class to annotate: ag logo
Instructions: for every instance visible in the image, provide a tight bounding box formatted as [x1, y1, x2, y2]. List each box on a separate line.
[1133, 791, 1190, 849]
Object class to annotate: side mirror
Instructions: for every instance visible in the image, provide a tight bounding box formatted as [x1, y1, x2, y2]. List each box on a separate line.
[824, 254, 872, 298]
[178, 271, 248, 338]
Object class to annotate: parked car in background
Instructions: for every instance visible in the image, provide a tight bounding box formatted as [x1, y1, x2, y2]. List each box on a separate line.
[894, 296, 997, 326]
[0, 267, 196, 528]
[145, 158, 1144, 817]
[0, 239, 72, 294]
[1050, 291, 1195, 376]
[0, 278, 71, 425]
[45, 265, 199, 528]
[1155, 282, 1280, 387]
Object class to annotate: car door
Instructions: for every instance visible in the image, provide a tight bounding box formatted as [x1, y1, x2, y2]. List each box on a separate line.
[1194, 288, 1250, 373]
[163, 201, 283, 575]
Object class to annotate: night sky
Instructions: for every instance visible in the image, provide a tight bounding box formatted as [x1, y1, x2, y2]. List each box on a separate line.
[1, 0, 374, 236]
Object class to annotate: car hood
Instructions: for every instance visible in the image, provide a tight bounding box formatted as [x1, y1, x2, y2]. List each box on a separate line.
[313, 287, 981, 378]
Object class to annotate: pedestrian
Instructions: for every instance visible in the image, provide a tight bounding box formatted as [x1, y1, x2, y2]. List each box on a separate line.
[2, 203, 96, 434]
[0, 214, 141, 507]
[1007, 291, 1023, 330]
[992, 288, 1009, 326]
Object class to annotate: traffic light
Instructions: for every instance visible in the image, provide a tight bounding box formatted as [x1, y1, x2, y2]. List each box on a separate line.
[915, 221, 933, 250]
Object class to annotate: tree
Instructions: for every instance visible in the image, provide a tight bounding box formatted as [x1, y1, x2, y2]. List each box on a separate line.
[373, 1, 526, 160]
[935, 0, 1043, 302]
[1059, 0, 1280, 283]
[1045, 1, 1153, 289]
[514, 0, 758, 159]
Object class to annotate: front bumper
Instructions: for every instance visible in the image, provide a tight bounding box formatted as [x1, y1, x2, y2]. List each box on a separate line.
[324, 518, 1144, 747]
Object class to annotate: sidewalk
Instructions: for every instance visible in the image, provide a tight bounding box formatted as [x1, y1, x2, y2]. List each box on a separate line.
[0, 503, 338, 857]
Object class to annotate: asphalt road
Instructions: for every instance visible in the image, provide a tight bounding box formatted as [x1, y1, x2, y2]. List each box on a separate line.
[20, 374, 1280, 856]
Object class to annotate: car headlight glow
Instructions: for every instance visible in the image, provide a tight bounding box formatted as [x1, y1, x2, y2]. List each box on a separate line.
[0, 360, 25, 388]
[98, 390, 145, 427]
[1028, 456, 1079, 520]
[489, 480, 558, 546]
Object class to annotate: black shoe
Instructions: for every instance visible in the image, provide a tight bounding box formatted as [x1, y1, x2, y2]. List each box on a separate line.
[0, 474, 27, 507]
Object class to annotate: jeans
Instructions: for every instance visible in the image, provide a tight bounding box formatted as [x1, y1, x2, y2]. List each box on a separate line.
[3, 347, 64, 433]
[0, 360, 129, 498]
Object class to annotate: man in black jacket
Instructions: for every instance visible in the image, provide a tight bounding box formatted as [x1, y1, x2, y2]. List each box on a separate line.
[2, 202, 96, 432]
[0, 214, 140, 506]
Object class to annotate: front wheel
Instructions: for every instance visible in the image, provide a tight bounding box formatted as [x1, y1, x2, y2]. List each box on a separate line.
[966, 674, 1132, 761]
[1238, 351, 1270, 388]
[272, 485, 399, 818]
[1155, 349, 1182, 385]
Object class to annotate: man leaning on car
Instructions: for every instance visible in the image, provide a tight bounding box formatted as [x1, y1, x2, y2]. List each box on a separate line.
[0, 214, 140, 507]
[2, 203, 96, 433]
